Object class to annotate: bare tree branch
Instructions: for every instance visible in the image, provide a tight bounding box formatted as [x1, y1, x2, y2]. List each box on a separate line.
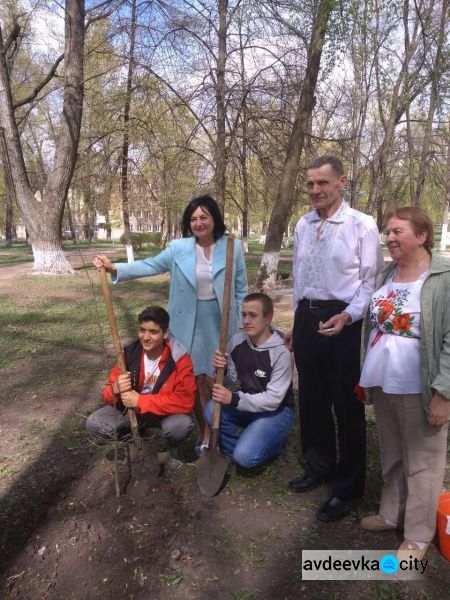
[13, 54, 64, 109]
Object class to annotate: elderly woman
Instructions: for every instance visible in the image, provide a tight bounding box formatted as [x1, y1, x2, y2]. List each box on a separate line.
[359, 207, 450, 560]
[94, 195, 248, 455]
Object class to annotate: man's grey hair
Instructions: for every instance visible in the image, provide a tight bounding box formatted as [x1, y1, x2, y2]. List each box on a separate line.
[307, 155, 344, 177]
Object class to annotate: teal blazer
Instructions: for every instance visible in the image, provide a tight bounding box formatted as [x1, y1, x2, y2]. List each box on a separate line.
[113, 236, 248, 353]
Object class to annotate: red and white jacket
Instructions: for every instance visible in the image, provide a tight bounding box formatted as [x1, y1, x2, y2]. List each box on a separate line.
[102, 338, 196, 416]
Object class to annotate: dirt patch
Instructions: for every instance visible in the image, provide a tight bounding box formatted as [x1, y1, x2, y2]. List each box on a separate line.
[1, 257, 449, 599]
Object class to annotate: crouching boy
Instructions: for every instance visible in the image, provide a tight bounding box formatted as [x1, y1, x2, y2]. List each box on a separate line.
[86, 306, 196, 449]
[204, 293, 294, 468]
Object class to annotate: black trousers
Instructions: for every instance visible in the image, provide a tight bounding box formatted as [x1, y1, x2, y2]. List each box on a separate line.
[293, 301, 366, 500]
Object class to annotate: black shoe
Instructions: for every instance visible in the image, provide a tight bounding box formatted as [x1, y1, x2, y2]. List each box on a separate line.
[288, 474, 323, 493]
[317, 496, 353, 522]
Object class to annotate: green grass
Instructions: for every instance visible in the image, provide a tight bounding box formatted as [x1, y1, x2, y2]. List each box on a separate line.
[238, 539, 267, 568]
[0, 272, 169, 373]
[0, 243, 34, 265]
[0, 244, 293, 376]
[214, 525, 239, 556]
[158, 571, 183, 586]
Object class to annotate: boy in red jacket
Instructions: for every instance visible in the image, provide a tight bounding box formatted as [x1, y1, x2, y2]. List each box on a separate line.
[86, 306, 196, 448]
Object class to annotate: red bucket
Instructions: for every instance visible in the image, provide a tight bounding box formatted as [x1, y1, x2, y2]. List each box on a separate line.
[437, 492, 450, 561]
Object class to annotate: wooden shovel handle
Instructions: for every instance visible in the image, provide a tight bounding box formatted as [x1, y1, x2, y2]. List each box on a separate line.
[212, 236, 235, 429]
[99, 267, 142, 447]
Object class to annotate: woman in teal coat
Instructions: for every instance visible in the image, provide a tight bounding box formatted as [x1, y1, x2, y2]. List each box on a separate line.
[94, 195, 248, 453]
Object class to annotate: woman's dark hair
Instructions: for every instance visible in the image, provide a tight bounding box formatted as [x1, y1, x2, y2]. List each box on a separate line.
[138, 306, 169, 331]
[181, 195, 226, 240]
[384, 206, 434, 255]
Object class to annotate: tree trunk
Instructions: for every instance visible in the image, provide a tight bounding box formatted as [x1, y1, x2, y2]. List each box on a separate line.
[255, 0, 334, 288]
[440, 123, 450, 252]
[120, 0, 137, 263]
[0, 0, 84, 273]
[403, 0, 415, 204]
[367, 0, 432, 224]
[348, 0, 371, 211]
[66, 199, 77, 244]
[0, 127, 14, 247]
[414, 0, 447, 205]
[215, 0, 227, 212]
[238, 16, 249, 253]
[5, 184, 14, 247]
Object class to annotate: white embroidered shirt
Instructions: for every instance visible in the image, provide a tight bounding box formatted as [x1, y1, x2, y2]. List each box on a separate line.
[293, 201, 384, 323]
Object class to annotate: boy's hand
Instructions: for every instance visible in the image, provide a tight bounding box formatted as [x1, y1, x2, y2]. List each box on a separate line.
[212, 350, 228, 370]
[117, 372, 132, 393]
[212, 383, 232, 404]
[121, 390, 139, 408]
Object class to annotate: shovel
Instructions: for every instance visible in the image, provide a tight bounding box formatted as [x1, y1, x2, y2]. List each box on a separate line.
[99, 266, 143, 453]
[197, 235, 234, 496]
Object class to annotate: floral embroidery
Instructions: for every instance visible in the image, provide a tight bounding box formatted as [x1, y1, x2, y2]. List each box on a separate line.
[370, 287, 415, 337]
[377, 300, 394, 324]
[392, 314, 413, 331]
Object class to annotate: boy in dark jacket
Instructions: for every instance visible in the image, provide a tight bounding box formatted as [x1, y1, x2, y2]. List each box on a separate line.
[204, 293, 294, 468]
[86, 306, 196, 448]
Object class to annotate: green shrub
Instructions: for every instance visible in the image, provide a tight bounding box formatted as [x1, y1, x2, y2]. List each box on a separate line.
[120, 232, 162, 250]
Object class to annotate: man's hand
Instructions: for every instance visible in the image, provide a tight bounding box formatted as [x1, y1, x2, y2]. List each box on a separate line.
[212, 350, 228, 371]
[121, 390, 139, 408]
[212, 383, 232, 405]
[428, 391, 450, 428]
[318, 312, 351, 336]
[285, 329, 293, 350]
[117, 372, 132, 394]
[93, 254, 117, 272]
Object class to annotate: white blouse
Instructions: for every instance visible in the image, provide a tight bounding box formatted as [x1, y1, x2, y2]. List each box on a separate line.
[360, 270, 428, 394]
[195, 243, 216, 300]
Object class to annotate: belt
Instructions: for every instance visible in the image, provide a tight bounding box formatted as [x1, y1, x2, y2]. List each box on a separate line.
[298, 298, 348, 310]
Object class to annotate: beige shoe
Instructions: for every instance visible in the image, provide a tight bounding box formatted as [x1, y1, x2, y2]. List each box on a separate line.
[398, 539, 430, 561]
[360, 514, 398, 531]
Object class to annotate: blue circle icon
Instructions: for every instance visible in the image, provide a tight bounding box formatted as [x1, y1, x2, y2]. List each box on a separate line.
[380, 554, 399, 574]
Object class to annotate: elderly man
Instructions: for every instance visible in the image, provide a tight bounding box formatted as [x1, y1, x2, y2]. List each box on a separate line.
[287, 155, 384, 522]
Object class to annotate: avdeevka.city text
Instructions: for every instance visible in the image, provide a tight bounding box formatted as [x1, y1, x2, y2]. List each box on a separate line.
[302, 556, 428, 575]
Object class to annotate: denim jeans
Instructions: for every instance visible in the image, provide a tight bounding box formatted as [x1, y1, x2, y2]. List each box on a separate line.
[204, 400, 295, 468]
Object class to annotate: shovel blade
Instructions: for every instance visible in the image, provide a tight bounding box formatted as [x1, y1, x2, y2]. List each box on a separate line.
[196, 431, 229, 496]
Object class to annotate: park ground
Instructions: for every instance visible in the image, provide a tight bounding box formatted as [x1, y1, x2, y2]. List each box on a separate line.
[0, 242, 449, 600]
